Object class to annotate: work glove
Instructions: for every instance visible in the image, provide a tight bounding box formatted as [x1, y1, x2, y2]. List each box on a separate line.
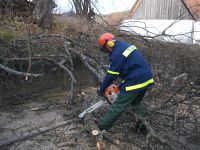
[97, 88, 103, 96]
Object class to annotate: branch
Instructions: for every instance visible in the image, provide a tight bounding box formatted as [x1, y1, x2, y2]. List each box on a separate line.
[45, 58, 76, 83]
[69, 48, 104, 82]
[26, 27, 32, 80]
[80, 54, 103, 82]
[0, 63, 43, 77]
[2, 55, 69, 61]
[63, 38, 74, 70]
[127, 111, 176, 150]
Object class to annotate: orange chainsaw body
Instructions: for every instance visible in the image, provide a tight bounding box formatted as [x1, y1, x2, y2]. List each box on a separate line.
[103, 84, 119, 103]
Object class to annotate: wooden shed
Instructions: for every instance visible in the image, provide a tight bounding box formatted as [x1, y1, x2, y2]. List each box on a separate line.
[129, 0, 200, 20]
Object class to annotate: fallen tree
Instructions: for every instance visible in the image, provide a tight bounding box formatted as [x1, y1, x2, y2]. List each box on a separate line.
[0, 32, 200, 150]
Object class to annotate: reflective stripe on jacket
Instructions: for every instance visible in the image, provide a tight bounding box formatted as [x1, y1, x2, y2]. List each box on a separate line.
[99, 40, 154, 94]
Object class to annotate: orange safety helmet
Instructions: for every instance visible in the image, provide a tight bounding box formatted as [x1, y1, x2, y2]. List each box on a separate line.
[98, 32, 115, 48]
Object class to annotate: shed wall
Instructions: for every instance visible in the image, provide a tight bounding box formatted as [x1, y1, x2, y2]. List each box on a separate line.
[131, 0, 193, 20]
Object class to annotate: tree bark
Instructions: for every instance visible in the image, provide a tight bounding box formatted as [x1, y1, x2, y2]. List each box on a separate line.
[72, 0, 93, 17]
[32, 0, 56, 29]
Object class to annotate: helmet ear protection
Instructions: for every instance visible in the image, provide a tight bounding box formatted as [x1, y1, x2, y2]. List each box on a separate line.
[106, 40, 115, 48]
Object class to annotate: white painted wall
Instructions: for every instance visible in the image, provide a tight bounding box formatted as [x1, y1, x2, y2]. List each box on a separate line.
[120, 19, 200, 44]
[193, 22, 200, 44]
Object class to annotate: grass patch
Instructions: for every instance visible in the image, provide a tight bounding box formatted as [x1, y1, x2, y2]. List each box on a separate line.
[0, 29, 16, 40]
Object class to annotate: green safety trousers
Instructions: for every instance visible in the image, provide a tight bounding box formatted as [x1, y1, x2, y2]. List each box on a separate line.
[98, 89, 146, 130]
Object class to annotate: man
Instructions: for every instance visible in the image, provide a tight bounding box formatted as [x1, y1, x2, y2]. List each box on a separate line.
[97, 32, 154, 133]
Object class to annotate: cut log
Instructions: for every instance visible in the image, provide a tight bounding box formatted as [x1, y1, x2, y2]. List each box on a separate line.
[80, 94, 120, 149]
[82, 113, 120, 150]
[83, 113, 105, 150]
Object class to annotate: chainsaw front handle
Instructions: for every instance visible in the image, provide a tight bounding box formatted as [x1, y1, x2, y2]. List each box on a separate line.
[102, 96, 112, 105]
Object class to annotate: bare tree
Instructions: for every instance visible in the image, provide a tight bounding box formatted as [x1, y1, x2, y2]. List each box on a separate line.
[32, 0, 57, 29]
[0, 0, 34, 18]
[71, 0, 95, 20]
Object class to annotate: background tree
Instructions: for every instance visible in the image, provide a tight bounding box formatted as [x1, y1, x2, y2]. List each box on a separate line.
[32, 0, 57, 29]
[71, 0, 95, 20]
[0, 0, 34, 19]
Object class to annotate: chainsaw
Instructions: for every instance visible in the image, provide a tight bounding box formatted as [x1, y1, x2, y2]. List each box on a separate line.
[79, 84, 119, 118]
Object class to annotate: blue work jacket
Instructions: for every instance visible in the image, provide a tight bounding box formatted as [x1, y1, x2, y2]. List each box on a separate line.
[99, 40, 154, 94]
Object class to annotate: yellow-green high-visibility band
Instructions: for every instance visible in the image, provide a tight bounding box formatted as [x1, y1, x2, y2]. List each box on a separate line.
[123, 45, 137, 57]
[107, 70, 120, 75]
[125, 79, 154, 91]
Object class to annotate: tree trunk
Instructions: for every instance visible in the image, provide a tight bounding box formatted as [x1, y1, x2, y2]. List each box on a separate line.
[0, 0, 34, 18]
[32, 0, 57, 29]
[72, 0, 93, 16]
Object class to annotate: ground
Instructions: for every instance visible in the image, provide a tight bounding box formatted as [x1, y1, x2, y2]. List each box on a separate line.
[0, 87, 143, 150]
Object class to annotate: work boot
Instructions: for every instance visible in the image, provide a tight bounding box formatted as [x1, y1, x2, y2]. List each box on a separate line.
[133, 121, 148, 135]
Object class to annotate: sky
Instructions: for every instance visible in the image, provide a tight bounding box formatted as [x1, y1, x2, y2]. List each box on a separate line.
[54, 0, 136, 14]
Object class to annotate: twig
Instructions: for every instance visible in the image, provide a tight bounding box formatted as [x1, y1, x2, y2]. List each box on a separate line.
[26, 27, 32, 80]
[63, 39, 73, 70]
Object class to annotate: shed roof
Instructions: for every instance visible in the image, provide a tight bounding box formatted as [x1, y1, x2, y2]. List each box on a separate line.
[183, 0, 200, 20]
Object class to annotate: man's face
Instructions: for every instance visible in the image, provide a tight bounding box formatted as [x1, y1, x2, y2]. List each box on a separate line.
[100, 45, 110, 53]
[100, 44, 111, 53]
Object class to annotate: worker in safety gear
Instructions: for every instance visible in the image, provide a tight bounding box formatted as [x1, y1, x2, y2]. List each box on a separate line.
[97, 32, 154, 133]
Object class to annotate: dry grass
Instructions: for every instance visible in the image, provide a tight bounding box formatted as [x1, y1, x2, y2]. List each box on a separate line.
[103, 10, 130, 25]
[0, 19, 45, 37]
[53, 15, 104, 36]
[0, 11, 129, 41]
[52, 10, 130, 36]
